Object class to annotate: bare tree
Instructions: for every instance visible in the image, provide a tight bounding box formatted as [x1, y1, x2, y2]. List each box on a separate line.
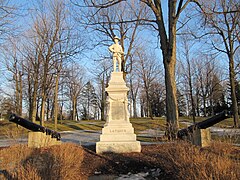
[65, 63, 85, 121]
[25, 0, 84, 125]
[128, 66, 140, 118]
[22, 43, 41, 123]
[93, 61, 111, 120]
[0, 0, 18, 40]
[195, 56, 222, 117]
[197, 0, 239, 127]
[178, 35, 196, 123]
[75, 0, 149, 79]
[81, 0, 197, 138]
[136, 47, 161, 119]
[0, 1, 21, 115]
[2, 38, 24, 116]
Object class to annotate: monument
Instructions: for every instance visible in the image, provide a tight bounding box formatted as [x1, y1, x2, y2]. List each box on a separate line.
[96, 36, 141, 153]
[108, 36, 124, 72]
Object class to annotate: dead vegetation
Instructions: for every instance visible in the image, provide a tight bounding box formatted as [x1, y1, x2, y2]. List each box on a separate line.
[0, 142, 239, 179]
[0, 143, 84, 180]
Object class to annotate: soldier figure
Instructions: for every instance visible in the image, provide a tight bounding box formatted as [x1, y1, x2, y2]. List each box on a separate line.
[108, 36, 124, 72]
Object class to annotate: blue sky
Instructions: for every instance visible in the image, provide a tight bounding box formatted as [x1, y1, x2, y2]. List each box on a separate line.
[0, 0, 232, 89]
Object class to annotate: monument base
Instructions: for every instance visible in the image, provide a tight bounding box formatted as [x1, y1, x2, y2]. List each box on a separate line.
[96, 123, 141, 153]
[28, 132, 61, 148]
[183, 128, 211, 147]
[192, 128, 211, 147]
[96, 71, 141, 154]
[96, 141, 141, 154]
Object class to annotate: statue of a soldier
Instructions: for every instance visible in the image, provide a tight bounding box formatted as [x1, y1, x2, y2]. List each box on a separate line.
[108, 36, 124, 72]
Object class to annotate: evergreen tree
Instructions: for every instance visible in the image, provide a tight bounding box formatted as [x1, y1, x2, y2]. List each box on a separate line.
[80, 81, 98, 120]
[149, 82, 165, 117]
[177, 89, 187, 117]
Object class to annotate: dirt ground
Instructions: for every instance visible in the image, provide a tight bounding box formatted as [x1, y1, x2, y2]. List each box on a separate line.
[80, 143, 240, 179]
[80, 144, 174, 179]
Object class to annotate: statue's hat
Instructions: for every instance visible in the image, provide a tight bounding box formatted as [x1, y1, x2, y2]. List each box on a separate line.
[113, 36, 120, 40]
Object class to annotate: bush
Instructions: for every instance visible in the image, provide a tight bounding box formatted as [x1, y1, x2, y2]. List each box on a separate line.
[155, 141, 240, 179]
[0, 143, 84, 180]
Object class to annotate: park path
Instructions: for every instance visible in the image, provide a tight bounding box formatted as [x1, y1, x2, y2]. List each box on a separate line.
[0, 129, 101, 147]
[0, 129, 165, 147]
[180, 121, 240, 136]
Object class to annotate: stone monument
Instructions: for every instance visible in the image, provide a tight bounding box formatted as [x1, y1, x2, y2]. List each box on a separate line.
[108, 36, 124, 72]
[96, 36, 141, 154]
[191, 128, 211, 147]
[28, 132, 61, 148]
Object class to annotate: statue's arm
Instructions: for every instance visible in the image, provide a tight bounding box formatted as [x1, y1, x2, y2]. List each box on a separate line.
[108, 45, 114, 52]
[120, 46, 124, 54]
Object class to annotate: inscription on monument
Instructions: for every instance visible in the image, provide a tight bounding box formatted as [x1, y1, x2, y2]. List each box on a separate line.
[111, 102, 124, 120]
[110, 129, 127, 133]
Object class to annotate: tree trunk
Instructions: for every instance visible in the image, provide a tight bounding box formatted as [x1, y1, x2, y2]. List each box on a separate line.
[203, 96, 207, 117]
[54, 74, 59, 130]
[40, 63, 49, 126]
[196, 89, 200, 116]
[28, 71, 33, 120]
[132, 97, 137, 118]
[163, 55, 179, 139]
[229, 55, 239, 127]
[153, 0, 179, 139]
[19, 71, 23, 116]
[140, 99, 144, 117]
[100, 78, 106, 121]
[146, 91, 153, 119]
[31, 70, 39, 123]
[187, 59, 196, 124]
[46, 98, 50, 120]
[60, 100, 63, 124]
[14, 73, 19, 115]
[72, 97, 76, 121]
[40, 92, 46, 126]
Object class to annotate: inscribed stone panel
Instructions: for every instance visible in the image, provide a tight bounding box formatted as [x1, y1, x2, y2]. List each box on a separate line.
[111, 101, 124, 121]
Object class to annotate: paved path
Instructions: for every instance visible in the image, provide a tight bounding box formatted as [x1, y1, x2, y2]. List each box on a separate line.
[0, 124, 239, 147]
[61, 130, 101, 146]
[0, 129, 166, 147]
[0, 130, 101, 147]
[180, 121, 240, 136]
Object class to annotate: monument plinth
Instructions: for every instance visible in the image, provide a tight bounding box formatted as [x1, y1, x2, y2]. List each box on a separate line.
[96, 72, 141, 153]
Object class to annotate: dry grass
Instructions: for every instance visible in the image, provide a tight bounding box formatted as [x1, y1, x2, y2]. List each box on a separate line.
[0, 141, 239, 179]
[0, 121, 28, 138]
[0, 143, 84, 180]
[153, 141, 240, 179]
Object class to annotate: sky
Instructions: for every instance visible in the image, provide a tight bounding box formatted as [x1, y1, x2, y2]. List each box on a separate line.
[0, 0, 233, 93]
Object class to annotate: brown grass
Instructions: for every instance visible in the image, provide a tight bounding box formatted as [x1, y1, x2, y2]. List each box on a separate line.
[153, 142, 240, 179]
[0, 142, 239, 179]
[0, 143, 84, 180]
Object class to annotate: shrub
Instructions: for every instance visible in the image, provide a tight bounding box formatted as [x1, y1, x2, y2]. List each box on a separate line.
[0, 143, 84, 180]
[156, 141, 239, 179]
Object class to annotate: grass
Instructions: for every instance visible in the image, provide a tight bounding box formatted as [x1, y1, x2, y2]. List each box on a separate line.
[0, 143, 84, 180]
[0, 116, 238, 143]
[0, 141, 239, 179]
[0, 121, 28, 139]
[178, 116, 236, 128]
[0, 117, 166, 143]
[211, 133, 240, 144]
[0, 115, 236, 133]
[155, 141, 240, 179]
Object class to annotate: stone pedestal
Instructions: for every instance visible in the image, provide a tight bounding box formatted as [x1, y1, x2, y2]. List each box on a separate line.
[96, 72, 141, 153]
[28, 132, 61, 148]
[190, 128, 211, 147]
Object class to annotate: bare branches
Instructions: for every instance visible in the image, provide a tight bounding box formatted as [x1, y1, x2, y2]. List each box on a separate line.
[176, 0, 191, 20]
